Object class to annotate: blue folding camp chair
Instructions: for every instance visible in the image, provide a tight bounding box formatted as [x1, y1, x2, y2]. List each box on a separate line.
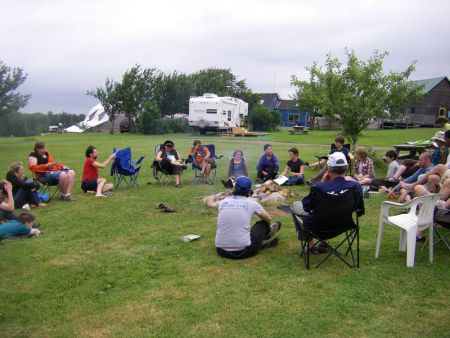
[186, 144, 223, 184]
[110, 147, 145, 188]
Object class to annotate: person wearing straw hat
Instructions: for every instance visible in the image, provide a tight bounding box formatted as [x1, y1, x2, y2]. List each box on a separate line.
[431, 131, 449, 165]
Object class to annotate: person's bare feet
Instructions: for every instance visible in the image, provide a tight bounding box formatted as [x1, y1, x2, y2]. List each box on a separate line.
[95, 194, 107, 198]
[38, 203, 47, 207]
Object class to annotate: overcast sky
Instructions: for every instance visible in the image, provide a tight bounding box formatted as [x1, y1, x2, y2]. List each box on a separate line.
[2, 0, 449, 114]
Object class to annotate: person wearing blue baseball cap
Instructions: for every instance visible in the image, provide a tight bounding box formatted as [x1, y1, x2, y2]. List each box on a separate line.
[215, 176, 282, 259]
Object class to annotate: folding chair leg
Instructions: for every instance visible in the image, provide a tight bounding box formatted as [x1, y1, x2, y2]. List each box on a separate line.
[375, 220, 384, 258]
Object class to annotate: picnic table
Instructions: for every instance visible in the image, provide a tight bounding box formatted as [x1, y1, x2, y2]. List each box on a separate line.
[289, 125, 309, 135]
[393, 144, 427, 159]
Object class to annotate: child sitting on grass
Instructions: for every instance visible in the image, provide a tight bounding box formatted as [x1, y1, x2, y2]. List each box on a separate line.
[370, 150, 400, 192]
[0, 212, 40, 240]
[352, 146, 375, 186]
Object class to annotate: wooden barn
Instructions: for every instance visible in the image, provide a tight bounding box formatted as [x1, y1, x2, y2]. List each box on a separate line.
[258, 93, 310, 127]
[403, 76, 450, 125]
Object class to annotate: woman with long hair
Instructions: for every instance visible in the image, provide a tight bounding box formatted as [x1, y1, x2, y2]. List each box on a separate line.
[6, 162, 45, 209]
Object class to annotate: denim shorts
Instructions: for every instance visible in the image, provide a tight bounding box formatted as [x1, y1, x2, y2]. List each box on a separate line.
[39, 170, 65, 185]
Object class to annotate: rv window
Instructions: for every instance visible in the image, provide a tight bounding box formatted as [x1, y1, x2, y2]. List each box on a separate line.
[228, 111, 232, 121]
[206, 109, 217, 114]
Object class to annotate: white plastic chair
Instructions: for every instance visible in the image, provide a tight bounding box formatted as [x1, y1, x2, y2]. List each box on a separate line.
[375, 194, 441, 267]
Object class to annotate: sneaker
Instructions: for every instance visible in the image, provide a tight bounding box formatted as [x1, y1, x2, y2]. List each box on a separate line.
[63, 195, 77, 201]
[221, 179, 229, 188]
[265, 221, 282, 239]
[102, 191, 113, 196]
[176, 184, 182, 188]
[261, 237, 279, 248]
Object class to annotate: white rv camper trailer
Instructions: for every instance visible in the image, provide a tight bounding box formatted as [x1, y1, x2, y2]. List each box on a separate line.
[189, 93, 248, 133]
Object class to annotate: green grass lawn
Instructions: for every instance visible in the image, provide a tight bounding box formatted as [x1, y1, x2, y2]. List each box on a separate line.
[0, 130, 449, 337]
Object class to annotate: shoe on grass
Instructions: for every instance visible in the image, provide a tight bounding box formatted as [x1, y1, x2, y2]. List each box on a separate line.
[266, 221, 282, 239]
[176, 184, 182, 188]
[63, 195, 76, 201]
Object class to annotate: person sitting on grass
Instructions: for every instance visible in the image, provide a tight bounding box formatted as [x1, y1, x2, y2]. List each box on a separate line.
[389, 151, 434, 202]
[352, 146, 375, 186]
[370, 150, 400, 192]
[81, 146, 116, 198]
[188, 140, 214, 185]
[279, 147, 305, 186]
[6, 162, 45, 209]
[0, 181, 17, 221]
[215, 176, 282, 259]
[28, 141, 76, 201]
[0, 212, 40, 240]
[430, 132, 449, 165]
[307, 135, 354, 185]
[413, 180, 450, 242]
[288, 152, 364, 254]
[155, 140, 187, 188]
[221, 149, 248, 188]
[256, 144, 279, 183]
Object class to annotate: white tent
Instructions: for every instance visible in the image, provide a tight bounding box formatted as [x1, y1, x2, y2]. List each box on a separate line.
[65, 103, 109, 133]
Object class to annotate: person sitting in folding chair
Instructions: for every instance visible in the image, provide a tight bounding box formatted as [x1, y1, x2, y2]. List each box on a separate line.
[188, 140, 215, 185]
[81, 146, 116, 198]
[155, 140, 186, 188]
[287, 152, 364, 254]
[215, 176, 282, 259]
[28, 141, 76, 201]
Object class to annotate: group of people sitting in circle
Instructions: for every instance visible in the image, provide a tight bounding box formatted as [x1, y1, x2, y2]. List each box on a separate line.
[2, 132, 449, 256]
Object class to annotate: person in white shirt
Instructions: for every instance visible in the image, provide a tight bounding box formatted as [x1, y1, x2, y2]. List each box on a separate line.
[215, 176, 281, 259]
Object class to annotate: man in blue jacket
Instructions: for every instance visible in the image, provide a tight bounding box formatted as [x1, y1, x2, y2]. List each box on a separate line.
[256, 144, 279, 183]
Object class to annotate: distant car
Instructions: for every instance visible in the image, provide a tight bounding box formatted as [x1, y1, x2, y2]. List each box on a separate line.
[119, 119, 134, 133]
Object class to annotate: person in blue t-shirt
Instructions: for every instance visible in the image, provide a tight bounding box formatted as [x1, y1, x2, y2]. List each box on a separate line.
[256, 144, 279, 183]
[0, 212, 40, 240]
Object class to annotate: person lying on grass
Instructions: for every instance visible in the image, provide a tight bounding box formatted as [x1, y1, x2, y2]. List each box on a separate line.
[81, 146, 116, 198]
[215, 176, 281, 259]
[0, 212, 40, 240]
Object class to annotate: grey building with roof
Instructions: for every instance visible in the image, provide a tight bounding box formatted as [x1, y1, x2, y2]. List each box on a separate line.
[404, 76, 450, 125]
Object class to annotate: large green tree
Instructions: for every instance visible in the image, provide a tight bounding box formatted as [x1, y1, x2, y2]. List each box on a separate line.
[0, 60, 30, 116]
[120, 65, 158, 131]
[87, 78, 123, 134]
[292, 49, 424, 146]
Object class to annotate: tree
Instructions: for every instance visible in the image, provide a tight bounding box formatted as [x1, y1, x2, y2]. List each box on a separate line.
[120, 65, 158, 131]
[87, 78, 122, 133]
[248, 104, 281, 131]
[0, 60, 30, 116]
[139, 100, 162, 134]
[292, 49, 424, 146]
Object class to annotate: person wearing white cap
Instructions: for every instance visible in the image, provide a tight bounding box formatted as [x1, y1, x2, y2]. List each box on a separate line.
[280, 152, 364, 253]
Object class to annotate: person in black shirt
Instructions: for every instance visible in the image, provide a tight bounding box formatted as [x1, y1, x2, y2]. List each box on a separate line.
[6, 162, 43, 209]
[307, 136, 353, 185]
[280, 148, 305, 185]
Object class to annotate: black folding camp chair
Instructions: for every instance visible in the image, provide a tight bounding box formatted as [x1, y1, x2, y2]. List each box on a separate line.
[151, 144, 185, 185]
[110, 147, 145, 189]
[186, 144, 223, 184]
[283, 187, 362, 269]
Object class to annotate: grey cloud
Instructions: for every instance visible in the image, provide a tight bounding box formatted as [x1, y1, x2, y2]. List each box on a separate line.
[1, 0, 449, 114]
